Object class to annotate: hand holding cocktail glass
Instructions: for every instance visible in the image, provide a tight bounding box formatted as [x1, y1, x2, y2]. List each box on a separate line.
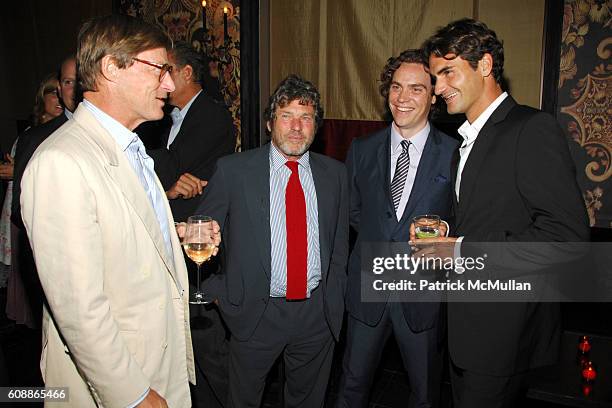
[409, 214, 456, 259]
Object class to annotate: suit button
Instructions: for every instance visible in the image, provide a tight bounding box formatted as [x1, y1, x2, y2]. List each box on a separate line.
[162, 342, 168, 349]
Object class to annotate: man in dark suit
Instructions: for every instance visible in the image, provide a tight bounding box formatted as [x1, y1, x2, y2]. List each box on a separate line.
[335, 49, 458, 408]
[10, 55, 76, 327]
[197, 75, 349, 407]
[145, 42, 235, 408]
[417, 19, 589, 407]
[147, 41, 234, 223]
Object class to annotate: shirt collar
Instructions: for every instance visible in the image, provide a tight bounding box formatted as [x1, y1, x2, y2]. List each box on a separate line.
[180, 89, 201, 116]
[269, 142, 311, 173]
[64, 109, 74, 120]
[82, 99, 139, 152]
[457, 92, 508, 144]
[390, 122, 430, 154]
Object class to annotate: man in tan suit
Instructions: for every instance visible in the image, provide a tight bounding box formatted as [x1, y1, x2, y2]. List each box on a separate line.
[20, 15, 218, 407]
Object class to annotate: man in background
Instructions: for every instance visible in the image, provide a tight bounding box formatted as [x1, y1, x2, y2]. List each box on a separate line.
[147, 41, 234, 408]
[10, 55, 77, 329]
[148, 41, 234, 222]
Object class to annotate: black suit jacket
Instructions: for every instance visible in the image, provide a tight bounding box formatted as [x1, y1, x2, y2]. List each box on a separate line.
[449, 96, 589, 376]
[197, 144, 349, 342]
[12, 114, 68, 229]
[148, 91, 234, 222]
[345, 125, 458, 331]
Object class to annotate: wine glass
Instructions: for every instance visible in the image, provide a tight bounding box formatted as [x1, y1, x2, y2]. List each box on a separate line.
[184, 215, 216, 304]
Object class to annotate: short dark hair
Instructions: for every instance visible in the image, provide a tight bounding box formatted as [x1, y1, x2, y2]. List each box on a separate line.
[264, 75, 324, 131]
[422, 18, 504, 84]
[170, 41, 205, 84]
[77, 15, 172, 92]
[379, 48, 431, 100]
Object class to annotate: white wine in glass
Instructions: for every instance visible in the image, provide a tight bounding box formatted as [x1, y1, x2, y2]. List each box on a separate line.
[184, 242, 215, 264]
[184, 215, 216, 304]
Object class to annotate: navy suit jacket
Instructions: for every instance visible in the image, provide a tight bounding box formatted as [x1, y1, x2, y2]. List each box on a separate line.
[345, 124, 458, 331]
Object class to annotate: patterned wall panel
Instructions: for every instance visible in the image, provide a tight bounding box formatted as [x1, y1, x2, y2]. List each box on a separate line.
[558, 0, 611, 228]
[118, 0, 242, 150]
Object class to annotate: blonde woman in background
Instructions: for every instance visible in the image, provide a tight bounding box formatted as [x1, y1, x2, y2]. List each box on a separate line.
[2, 74, 63, 327]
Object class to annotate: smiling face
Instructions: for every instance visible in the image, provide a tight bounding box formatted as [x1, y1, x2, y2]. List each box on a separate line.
[387, 62, 436, 138]
[42, 82, 63, 121]
[267, 99, 316, 161]
[429, 54, 489, 123]
[114, 47, 175, 129]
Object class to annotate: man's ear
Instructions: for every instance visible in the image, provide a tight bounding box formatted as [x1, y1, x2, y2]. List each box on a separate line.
[100, 55, 119, 82]
[430, 94, 436, 105]
[266, 120, 272, 133]
[183, 64, 194, 82]
[480, 53, 494, 77]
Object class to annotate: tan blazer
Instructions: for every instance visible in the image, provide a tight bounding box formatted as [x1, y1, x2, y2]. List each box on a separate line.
[21, 105, 195, 407]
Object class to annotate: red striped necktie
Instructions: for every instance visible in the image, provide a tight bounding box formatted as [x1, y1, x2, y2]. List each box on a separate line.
[285, 161, 307, 300]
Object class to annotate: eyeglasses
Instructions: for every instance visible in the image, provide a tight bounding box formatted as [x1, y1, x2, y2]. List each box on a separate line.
[132, 57, 173, 82]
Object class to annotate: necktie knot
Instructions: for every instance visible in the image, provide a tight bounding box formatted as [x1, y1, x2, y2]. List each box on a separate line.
[401, 139, 411, 153]
[285, 161, 299, 173]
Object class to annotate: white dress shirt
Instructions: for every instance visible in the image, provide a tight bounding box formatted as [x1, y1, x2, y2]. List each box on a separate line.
[455, 92, 508, 200]
[390, 122, 430, 221]
[454, 92, 508, 248]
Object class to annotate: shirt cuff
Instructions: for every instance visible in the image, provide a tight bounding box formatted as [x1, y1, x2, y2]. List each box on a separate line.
[126, 388, 149, 408]
[454, 236, 464, 260]
[441, 220, 450, 237]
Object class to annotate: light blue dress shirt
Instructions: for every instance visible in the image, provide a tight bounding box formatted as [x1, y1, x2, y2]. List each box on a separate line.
[269, 144, 321, 298]
[82, 100, 174, 262]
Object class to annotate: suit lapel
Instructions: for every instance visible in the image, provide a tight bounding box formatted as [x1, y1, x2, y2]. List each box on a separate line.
[377, 128, 395, 215]
[73, 106, 178, 281]
[399, 128, 440, 227]
[457, 97, 516, 215]
[310, 153, 332, 279]
[244, 145, 272, 278]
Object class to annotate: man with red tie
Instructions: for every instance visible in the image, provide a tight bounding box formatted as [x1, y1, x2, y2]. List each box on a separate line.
[197, 75, 349, 407]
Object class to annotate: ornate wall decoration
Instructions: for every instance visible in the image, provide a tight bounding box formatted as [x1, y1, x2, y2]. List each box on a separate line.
[117, 0, 242, 150]
[557, 0, 611, 227]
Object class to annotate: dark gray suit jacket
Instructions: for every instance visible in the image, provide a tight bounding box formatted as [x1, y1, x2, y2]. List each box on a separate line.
[197, 144, 349, 342]
[345, 125, 458, 331]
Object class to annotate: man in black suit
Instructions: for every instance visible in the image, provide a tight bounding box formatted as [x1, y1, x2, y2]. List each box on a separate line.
[145, 42, 235, 408]
[416, 19, 589, 407]
[147, 41, 234, 223]
[335, 49, 458, 408]
[197, 75, 349, 407]
[10, 55, 76, 326]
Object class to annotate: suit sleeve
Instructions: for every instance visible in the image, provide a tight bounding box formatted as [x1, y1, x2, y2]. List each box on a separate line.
[11, 131, 37, 228]
[330, 163, 349, 283]
[149, 102, 234, 190]
[512, 113, 589, 242]
[345, 140, 361, 231]
[195, 159, 231, 298]
[462, 113, 589, 275]
[21, 148, 150, 407]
